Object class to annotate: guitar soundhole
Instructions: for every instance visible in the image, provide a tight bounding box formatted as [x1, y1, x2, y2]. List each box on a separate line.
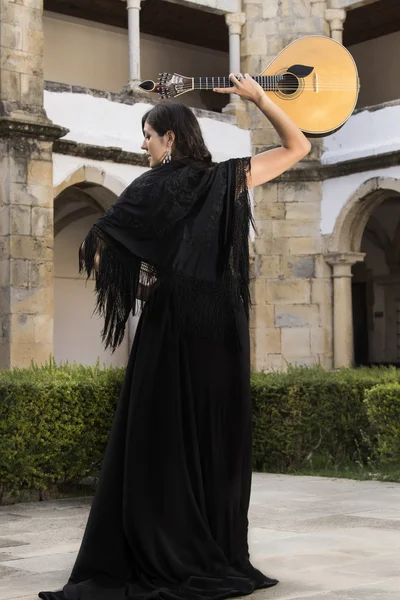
[278, 73, 299, 96]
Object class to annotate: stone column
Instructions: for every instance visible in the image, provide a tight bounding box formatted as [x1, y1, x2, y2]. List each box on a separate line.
[225, 13, 246, 94]
[123, 0, 143, 85]
[0, 0, 67, 368]
[222, 12, 248, 125]
[325, 252, 365, 368]
[242, 0, 329, 372]
[325, 8, 347, 43]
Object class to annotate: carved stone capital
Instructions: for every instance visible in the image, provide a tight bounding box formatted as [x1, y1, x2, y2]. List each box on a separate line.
[225, 12, 246, 36]
[325, 8, 347, 29]
[123, 0, 143, 9]
[325, 251, 365, 276]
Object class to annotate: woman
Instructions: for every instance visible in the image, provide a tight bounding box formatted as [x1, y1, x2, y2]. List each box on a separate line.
[39, 74, 310, 600]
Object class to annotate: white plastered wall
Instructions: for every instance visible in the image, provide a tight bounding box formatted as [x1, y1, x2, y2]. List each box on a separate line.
[321, 101, 400, 235]
[321, 102, 400, 166]
[45, 91, 251, 164]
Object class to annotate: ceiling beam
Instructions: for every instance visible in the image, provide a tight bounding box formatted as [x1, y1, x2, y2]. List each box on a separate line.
[330, 0, 378, 9]
[160, 0, 240, 15]
[44, 0, 229, 52]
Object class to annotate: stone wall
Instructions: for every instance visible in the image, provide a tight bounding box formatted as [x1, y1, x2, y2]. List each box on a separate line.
[241, 0, 333, 370]
[0, 0, 66, 368]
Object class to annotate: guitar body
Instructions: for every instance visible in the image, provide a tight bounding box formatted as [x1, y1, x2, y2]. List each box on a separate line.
[262, 36, 359, 135]
[140, 35, 360, 136]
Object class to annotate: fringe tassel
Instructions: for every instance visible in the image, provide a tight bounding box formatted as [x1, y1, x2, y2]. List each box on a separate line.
[233, 157, 255, 322]
[79, 226, 155, 352]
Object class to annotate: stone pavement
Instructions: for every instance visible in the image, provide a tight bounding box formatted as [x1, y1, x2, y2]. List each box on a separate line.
[1, 474, 400, 600]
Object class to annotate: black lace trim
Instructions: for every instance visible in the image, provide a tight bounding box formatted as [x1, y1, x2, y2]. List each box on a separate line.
[102, 164, 203, 240]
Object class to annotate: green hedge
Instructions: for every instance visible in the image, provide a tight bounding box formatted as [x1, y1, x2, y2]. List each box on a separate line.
[0, 361, 124, 500]
[1, 363, 400, 500]
[365, 382, 400, 464]
[251, 366, 399, 472]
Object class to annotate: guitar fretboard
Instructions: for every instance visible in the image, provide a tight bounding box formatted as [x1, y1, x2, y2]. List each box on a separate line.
[193, 76, 284, 91]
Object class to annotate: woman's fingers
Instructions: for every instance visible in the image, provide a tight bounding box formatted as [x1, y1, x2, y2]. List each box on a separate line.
[214, 71, 265, 104]
[214, 72, 241, 94]
[213, 87, 236, 93]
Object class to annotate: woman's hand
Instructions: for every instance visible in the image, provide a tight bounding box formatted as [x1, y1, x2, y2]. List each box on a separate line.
[94, 252, 100, 272]
[213, 73, 266, 104]
[81, 241, 101, 272]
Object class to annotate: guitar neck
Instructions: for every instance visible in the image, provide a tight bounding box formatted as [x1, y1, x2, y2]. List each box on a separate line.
[193, 76, 283, 91]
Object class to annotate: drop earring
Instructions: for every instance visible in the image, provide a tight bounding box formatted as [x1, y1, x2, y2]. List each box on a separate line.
[162, 147, 172, 164]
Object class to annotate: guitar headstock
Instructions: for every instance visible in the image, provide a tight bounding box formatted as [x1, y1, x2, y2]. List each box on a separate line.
[158, 73, 193, 99]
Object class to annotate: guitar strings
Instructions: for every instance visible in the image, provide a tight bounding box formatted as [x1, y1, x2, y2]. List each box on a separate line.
[163, 77, 358, 92]
[191, 86, 358, 91]
[190, 82, 358, 89]
[187, 79, 358, 91]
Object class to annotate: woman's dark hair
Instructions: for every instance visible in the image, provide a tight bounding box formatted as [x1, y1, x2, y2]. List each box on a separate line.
[142, 101, 213, 167]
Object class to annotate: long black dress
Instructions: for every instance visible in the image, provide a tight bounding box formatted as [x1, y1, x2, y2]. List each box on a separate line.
[39, 158, 278, 600]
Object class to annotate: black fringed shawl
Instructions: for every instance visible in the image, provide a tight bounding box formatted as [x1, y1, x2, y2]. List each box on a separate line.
[79, 157, 253, 351]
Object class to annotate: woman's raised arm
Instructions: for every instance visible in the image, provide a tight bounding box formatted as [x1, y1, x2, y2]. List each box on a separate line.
[214, 73, 311, 188]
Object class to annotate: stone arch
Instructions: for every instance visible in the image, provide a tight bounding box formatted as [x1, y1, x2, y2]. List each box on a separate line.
[329, 177, 400, 253]
[325, 177, 400, 368]
[54, 165, 126, 204]
[326, 176, 400, 368]
[53, 166, 126, 237]
[52, 167, 130, 367]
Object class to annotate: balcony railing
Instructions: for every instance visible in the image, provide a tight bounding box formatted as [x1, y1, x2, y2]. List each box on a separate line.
[44, 83, 251, 164]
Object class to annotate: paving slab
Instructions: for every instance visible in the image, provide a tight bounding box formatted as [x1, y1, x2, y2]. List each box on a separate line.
[0, 474, 399, 600]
